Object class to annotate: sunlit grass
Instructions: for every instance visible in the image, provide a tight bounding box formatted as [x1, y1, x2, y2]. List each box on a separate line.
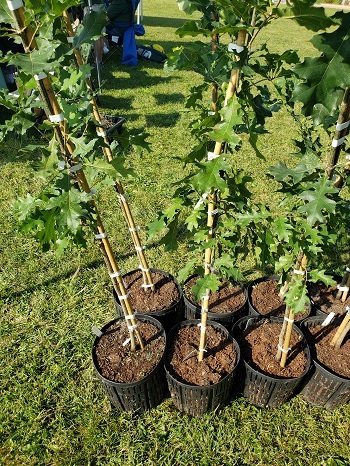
[0, 1, 349, 465]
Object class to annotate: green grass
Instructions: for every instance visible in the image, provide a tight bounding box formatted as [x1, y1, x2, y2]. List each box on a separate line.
[0, 2, 349, 465]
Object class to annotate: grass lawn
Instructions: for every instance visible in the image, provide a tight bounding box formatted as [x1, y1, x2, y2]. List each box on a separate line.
[0, 1, 349, 465]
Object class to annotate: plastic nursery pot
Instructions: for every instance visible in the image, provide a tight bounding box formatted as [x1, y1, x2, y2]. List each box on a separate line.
[307, 275, 345, 320]
[231, 315, 311, 408]
[183, 275, 248, 329]
[165, 320, 241, 417]
[92, 314, 167, 413]
[299, 316, 350, 410]
[113, 268, 184, 333]
[247, 275, 311, 324]
[104, 114, 125, 136]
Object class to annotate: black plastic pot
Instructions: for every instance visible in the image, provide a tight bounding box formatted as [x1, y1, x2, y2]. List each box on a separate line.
[231, 315, 311, 408]
[104, 114, 125, 136]
[92, 314, 167, 413]
[307, 275, 343, 319]
[113, 268, 184, 333]
[165, 320, 241, 417]
[299, 316, 350, 409]
[247, 275, 311, 324]
[183, 275, 248, 329]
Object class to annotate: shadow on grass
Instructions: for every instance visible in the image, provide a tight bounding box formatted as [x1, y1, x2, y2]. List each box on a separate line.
[142, 16, 188, 29]
[1, 241, 161, 302]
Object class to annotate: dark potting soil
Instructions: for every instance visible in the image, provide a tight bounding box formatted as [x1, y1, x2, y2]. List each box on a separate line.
[123, 270, 180, 313]
[308, 281, 349, 316]
[251, 279, 309, 321]
[302, 324, 350, 378]
[166, 325, 237, 386]
[185, 276, 245, 314]
[237, 320, 308, 378]
[94, 320, 165, 383]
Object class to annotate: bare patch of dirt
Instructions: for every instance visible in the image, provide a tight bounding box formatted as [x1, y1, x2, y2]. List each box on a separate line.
[166, 325, 237, 386]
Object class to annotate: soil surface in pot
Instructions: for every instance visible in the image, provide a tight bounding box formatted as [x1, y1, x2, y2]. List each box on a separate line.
[94, 320, 165, 383]
[302, 324, 350, 378]
[308, 281, 349, 316]
[237, 320, 308, 378]
[185, 276, 245, 314]
[250, 279, 309, 321]
[167, 325, 236, 386]
[123, 270, 180, 313]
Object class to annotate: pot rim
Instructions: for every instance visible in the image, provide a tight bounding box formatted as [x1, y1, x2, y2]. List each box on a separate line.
[92, 314, 166, 387]
[164, 319, 240, 389]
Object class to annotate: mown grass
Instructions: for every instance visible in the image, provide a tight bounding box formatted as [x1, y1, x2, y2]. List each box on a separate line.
[0, 2, 349, 465]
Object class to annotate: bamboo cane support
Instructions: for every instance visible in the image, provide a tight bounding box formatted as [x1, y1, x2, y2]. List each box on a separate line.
[333, 319, 350, 350]
[9, 3, 143, 350]
[197, 29, 247, 361]
[280, 308, 295, 368]
[62, 10, 154, 291]
[341, 274, 350, 303]
[198, 193, 217, 362]
[213, 29, 247, 157]
[330, 311, 350, 347]
[276, 304, 289, 362]
[277, 253, 307, 366]
[326, 88, 350, 184]
[336, 266, 350, 299]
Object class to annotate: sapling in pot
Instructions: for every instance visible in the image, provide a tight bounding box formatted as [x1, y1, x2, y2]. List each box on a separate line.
[147, 0, 333, 412]
[2, 0, 167, 411]
[273, 11, 350, 368]
[61, 8, 183, 329]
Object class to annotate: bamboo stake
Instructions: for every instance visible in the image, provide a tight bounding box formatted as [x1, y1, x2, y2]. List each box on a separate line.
[280, 308, 295, 368]
[277, 253, 307, 367]
[335, 266, 350, 299]
[212, 29, 247, 157]
[333, 318, 350, 350]
[197, 29, 247, 361]
[330, 309, 350, 348]
[62, 10, 155, 292]
[326, 87, 350, 185]
[198, 192, 217, 362]
[9, 2, 143, 350]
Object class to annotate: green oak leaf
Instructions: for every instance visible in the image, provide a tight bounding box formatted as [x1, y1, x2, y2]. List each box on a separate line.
[176, 20, 211, 38]
[297, 177, 338, 225]
[208, 97, 243, 144]
[273, 217, 293, 243]
[45, 188, 90, 233]
[160, 218, 179, 251]
[308, 270, 336, 287]
[84, 158, 134, 179]
[177, 259, 198, 284]
[9, 42, 60, 75]
[284, 280, 309, 315]
[146, 217, 166, 240]
[275, 254, 295, 273]
[269, 161, 309, 184]
[73, 10, 108, 48]
[293, 12, 350, 124]
[277, 4, 334, 32]
[191, 274, 221, 302]
[69, 136, 98, 158]
[192, 157, 231, 193]
[14, 193, 42, 222]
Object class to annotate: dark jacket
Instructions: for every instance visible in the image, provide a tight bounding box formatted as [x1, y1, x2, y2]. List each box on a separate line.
[107, 0, 133, 23]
